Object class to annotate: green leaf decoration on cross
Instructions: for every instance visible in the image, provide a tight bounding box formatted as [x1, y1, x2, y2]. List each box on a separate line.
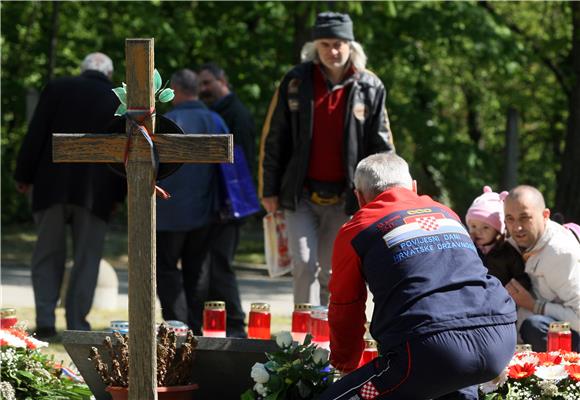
[112, 86, 127, 105]
[158, 88, 175, 103]
[153, 69, 162, 93]
[111, 69, 173, 116]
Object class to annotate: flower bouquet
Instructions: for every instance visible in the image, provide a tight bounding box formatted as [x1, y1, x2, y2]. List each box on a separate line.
[479, 350, 580, 399]
[242, 332, 338, 400]
[0, 325, 91, 400]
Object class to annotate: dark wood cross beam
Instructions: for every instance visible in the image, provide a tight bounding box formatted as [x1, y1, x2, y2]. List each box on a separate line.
[52, 39, 232, 400]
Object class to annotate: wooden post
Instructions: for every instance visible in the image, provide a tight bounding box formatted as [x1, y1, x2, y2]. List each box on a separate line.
[51, 38, 233, 400]
[125, 39, 157, 400]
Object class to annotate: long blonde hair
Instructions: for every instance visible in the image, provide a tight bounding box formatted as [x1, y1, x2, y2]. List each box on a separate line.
[300, 40, 367, 71]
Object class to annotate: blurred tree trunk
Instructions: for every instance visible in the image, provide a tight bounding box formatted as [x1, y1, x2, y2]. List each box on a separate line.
[555, 2, 580, 221]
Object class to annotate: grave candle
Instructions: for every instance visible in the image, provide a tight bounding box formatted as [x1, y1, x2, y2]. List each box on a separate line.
[203, 301, 226, 337]
[547, 322, 572, 352]
[248, 303, 271, 339]
[110, 320, 129, 334]
[311, 306, 330, 349]
[291, 303, 312, 343]
[165, 320, 189, 336]
[358, 339, 379, 367]
[0, 308, 17, 329]
[515, 344, 532, 353]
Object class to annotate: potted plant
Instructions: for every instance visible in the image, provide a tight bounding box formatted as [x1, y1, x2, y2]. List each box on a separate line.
[89, 323, 198, 400]
[242, 332, 338, 400]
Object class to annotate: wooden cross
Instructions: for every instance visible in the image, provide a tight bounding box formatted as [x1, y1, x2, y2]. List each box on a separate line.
[52, 39, 233, 400]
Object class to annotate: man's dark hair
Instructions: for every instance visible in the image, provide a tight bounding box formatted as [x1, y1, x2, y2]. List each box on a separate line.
[171, 69, 199, 96]
[199, 62, 226, 81]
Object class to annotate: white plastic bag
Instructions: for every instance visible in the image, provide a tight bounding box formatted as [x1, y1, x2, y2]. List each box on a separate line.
[263, 211, 293, 278]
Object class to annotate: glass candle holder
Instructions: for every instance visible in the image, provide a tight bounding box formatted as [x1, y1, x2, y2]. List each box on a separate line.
[0, 308, 17, 329]
[248, 303, 271, 339]
[110, 320, 129, 334]
[310, 306, 330, 349]
[203, 301, 226, 337]
[547, 321, 572, 352]
[165, 320, 189, 336]
[291, 303, 312, 343]
[515, 344, 533, 353]
[358, 339, 379, 367]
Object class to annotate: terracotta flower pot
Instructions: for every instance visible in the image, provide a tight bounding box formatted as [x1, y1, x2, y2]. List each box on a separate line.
[106, 384, 199, 400]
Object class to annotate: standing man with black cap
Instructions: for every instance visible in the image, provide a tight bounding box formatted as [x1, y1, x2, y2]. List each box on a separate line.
[259, 12, 394, 306]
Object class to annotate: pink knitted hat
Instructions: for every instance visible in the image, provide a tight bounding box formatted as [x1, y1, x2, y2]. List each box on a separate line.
[466, 186, 509, 234]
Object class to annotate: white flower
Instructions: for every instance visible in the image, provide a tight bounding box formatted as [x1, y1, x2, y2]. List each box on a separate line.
[0, 381, 16, 400]
[275, 331, 293, 348]
[534, 364, 568, 381]
[0, 331, 27, 348]
[312, 348, 329, 364]
[254, 382, 268, 396]
[538, 380, 559, 397]
[251, 362, 270, 384]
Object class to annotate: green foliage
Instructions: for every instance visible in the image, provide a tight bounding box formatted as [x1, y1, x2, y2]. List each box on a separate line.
[1, 1, 575, 223]
[0, 345, 91, 400]
[242, 333, 337, 400]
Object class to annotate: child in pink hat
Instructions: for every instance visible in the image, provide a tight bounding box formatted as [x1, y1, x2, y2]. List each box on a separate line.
[466, 186, 531, 290]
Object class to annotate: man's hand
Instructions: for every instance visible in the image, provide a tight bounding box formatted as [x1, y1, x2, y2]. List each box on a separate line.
[506, 279, 535, 311]
[261, 196, 279, 214]
[16, 182, 31, 194]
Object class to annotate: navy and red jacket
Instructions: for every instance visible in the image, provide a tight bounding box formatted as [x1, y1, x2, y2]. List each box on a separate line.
[329, 187, 516, 372]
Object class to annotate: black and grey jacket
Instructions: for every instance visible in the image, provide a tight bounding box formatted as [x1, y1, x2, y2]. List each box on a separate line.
[259, 61, 394, 215]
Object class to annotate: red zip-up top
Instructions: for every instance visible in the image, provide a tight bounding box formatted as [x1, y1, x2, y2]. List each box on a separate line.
[306, 64, 354, 183]
[329, 187, 516, 372]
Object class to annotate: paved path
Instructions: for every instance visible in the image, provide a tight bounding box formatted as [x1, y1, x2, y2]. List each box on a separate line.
[1, 262, 374, 323]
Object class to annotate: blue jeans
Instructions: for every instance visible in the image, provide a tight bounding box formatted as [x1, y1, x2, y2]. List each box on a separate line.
[520, 315, 579, 352]
[319, 323, 516, 400]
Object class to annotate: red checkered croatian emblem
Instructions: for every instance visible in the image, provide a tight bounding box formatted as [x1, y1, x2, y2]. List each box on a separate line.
[416, 216, 439, 231]
[359, 380, 380, 399]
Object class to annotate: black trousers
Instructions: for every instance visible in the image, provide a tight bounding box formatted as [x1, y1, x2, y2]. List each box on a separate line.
[195, 221, 247, 336]
[156, 226, 212, 334]
[319, 323, 516, 400]
[156, 221, 246, 336]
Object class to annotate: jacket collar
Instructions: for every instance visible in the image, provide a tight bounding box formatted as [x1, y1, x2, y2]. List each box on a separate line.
[171, 99, 207, 111]
[80, 70, 110, 83]
[211, 93, 234, 112]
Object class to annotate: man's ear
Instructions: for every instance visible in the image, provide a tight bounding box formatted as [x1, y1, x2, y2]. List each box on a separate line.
[543, 208, 551, 220]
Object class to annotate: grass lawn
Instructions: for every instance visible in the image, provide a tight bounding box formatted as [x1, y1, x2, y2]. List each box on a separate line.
[1, 215, 265, 269]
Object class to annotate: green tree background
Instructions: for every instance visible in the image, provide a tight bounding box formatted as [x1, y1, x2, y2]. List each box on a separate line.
[2, 1, 579, 224]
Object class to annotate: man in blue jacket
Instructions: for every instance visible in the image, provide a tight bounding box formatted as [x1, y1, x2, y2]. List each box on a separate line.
[321, 153, 516, 400]
[156, 68, 245, 336]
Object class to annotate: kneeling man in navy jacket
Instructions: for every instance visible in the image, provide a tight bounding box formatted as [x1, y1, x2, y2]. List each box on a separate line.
[320, 153, 516, 400]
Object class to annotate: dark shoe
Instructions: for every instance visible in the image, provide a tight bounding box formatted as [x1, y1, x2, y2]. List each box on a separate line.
[33, 327, 57, 340]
